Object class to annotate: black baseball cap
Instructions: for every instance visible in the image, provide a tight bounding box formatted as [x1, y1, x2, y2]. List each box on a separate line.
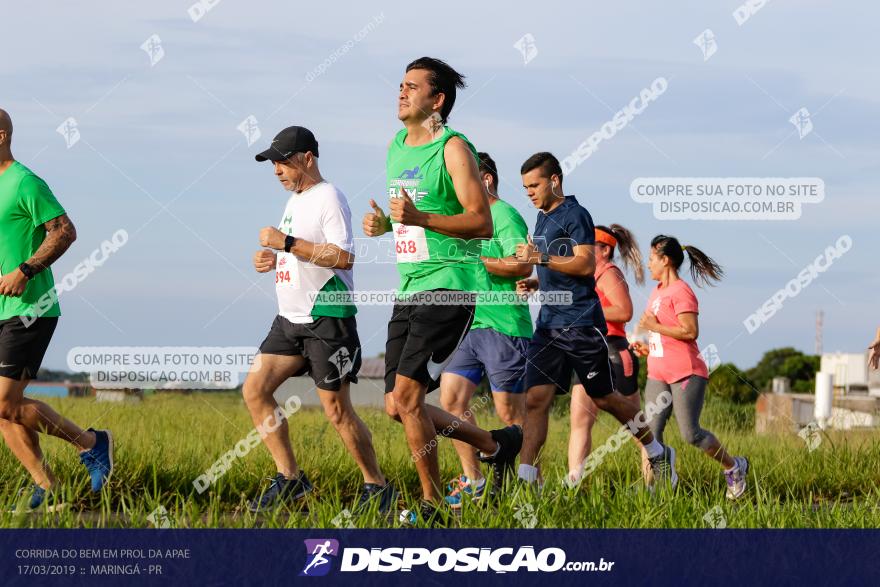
[254, 126, 319, 162]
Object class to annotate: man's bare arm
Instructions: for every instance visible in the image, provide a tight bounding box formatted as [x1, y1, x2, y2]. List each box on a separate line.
[290, 240, 354, 270]
[27, 214, 77, 271]
[516, 241, 596, 278]
[258, 226, 352, 270]
[481, 255, 533, 278]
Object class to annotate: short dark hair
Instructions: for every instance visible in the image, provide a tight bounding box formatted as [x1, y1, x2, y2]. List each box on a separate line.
[405, 57, 466, 123]
[520, 152, 562, 182]
[477, 152, 498, 188]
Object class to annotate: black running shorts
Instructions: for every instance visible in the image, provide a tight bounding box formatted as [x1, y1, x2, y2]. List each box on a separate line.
[258, 315, 361, 391]
[0, 317, 58, 381]
[383, 290, 476, 394]
[573, 335, 639, 396]
[524, 325, 615, 398]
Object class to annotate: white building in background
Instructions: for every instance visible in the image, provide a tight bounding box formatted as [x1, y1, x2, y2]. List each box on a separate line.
[820, 351, 877, 395]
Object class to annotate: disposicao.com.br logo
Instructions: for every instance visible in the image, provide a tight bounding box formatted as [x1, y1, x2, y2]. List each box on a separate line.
[300, 539, 614, 575]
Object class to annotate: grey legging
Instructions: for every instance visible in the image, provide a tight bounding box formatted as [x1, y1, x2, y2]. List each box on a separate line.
[644, 375, 719, 450]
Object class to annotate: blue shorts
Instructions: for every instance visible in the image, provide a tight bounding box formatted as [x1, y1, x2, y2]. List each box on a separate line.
[443, 328, 529, 393]
[524, 325, 615, 398]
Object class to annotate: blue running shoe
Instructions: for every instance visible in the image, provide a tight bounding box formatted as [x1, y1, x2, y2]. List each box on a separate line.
[79, 429, 114, 492]
[10, 484, 66, 513]
[445, 475, 486, 510]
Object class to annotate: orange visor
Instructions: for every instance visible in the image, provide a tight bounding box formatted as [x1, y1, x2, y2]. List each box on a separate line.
[595, 229, 617, 248]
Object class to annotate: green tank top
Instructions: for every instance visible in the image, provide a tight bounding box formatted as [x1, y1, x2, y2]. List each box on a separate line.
[386, 127, 486, 293]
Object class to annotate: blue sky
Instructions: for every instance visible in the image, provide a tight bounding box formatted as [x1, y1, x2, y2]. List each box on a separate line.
[3, 0, 877, 371]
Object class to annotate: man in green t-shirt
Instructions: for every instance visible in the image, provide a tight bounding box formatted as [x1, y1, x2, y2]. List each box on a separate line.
[244, 125, 396, 514]
[0, 108, 113, 511]
[439, 152, 534, 508]
[362, 58, 523, 525]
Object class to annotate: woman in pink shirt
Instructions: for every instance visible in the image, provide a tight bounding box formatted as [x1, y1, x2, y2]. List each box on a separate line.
[631, 234, 749, 500]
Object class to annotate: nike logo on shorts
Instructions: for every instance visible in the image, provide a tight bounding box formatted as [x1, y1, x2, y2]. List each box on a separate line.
[426, 358, 445, 380]
[586, 371, 599, 380]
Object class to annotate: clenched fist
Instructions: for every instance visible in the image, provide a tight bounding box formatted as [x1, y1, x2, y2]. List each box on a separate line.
[388, 187, 425, 226]
[253, 250, 277, 273]
[259, 226, 286, 250]
[0, 269, 28, 297]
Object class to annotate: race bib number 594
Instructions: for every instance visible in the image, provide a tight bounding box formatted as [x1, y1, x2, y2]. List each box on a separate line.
[275, 253, 296, 287]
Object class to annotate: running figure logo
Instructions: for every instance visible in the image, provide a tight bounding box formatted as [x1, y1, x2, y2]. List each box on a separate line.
[140, 34, 165, 67]
[324, 346, 359, 384]
[56, 117, 80, 149]
[397, 166, 423, 180]
[237, 115, 262, 147]
[693, 29, 717, 62]
[300, 539, 339, 577]
[789, 107, 813, 139]
[513, 33, 538, 65]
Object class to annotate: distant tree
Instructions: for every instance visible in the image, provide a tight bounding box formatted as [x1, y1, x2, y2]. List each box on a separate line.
[707, 363, 758, 404]
[781, 354, 821, 393]
[745, 347, 819, 393]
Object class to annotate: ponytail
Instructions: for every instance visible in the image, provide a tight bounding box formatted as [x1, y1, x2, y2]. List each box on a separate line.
[596, 224, 645, 285]
[650, 234, 723, 287]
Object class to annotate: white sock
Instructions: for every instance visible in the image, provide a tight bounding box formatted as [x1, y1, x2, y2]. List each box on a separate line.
[644, 439, 664, 459]
[518, 464, 539, 483]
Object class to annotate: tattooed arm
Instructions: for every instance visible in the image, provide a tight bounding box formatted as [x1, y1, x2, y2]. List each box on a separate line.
[26, 214, 77, 271]
[0, 214, 77, 297]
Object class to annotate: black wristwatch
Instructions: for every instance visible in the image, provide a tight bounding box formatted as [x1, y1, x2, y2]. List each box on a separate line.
[284, 235, 296, 253]
[538, 252, 550, 267]
[18, 262, 37, 279]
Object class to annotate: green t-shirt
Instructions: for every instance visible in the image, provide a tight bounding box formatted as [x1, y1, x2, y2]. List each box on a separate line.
[311, 275, 356, 319]
[471, 199, 534, 339]
[386, 127, 487, 294]
[0, 162, 65, 320]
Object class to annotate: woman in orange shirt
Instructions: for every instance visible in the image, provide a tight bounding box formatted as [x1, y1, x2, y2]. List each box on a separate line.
[567, 224, 647, 485]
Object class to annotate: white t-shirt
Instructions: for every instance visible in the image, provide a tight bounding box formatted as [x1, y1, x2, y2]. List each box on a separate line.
[275, 181, 354, 323]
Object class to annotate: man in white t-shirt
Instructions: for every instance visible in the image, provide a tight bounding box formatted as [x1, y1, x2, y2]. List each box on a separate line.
[245, 126, 396, 514]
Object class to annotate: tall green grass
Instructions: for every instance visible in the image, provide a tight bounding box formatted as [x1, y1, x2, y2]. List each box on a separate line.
[1, 392, 878, 528]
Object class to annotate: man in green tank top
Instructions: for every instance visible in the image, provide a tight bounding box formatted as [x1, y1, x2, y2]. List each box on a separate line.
[362, 58, 523, 525]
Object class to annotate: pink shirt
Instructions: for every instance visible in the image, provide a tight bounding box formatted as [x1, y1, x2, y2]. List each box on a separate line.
[645, 279, 709, 384]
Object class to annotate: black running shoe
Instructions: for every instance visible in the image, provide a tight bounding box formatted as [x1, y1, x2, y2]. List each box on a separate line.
[356, 482, 399, 514]
[479, 425, 523, 495]
[399, 500, 450, 528]
[247, 472, 313, 513]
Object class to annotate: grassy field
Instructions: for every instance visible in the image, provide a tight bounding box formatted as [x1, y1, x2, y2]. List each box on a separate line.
[1, 392, 878, 528]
